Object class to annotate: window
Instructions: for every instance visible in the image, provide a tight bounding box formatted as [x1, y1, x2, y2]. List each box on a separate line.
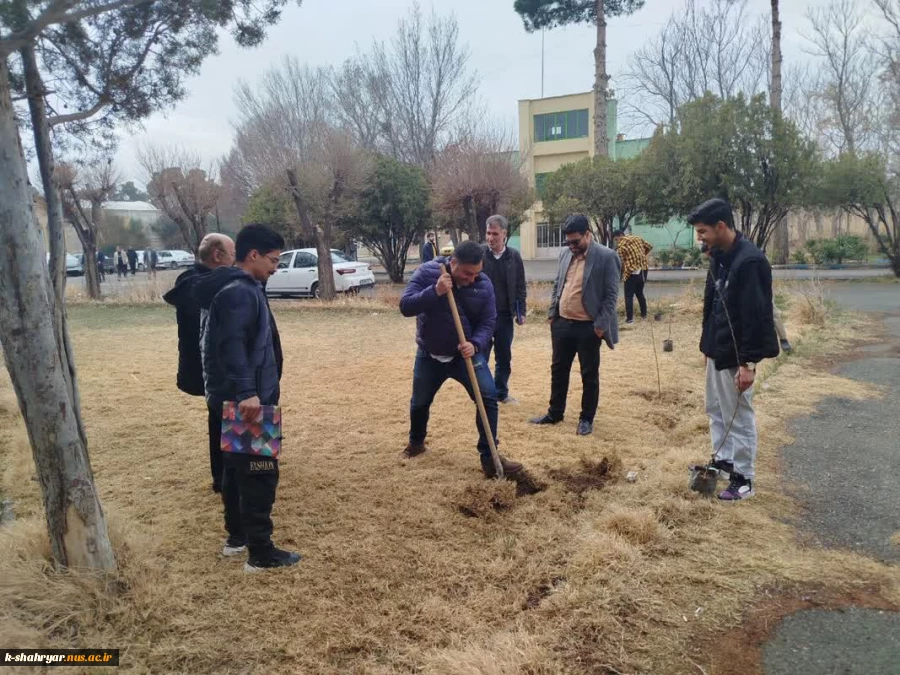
[535, 173, 551, 198]
[277, 252, 292, 269]
[330, 251, 351, 263]
[536, 223, 565, 249]
[293, 252, 317, 268]
[534, 109, 589, 142]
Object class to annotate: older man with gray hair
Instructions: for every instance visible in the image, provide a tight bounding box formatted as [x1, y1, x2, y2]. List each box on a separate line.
[482, 214, 527, 405]
[164, 233, 236, 492]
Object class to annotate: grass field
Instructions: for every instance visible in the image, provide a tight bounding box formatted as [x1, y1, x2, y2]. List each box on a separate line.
[1, 285, 898, 674]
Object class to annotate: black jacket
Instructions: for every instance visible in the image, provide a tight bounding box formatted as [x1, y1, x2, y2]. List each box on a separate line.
[163, 263, 211, 396]
[701, 233, 780, 369]
[481, 246, 527, 317]
[195, 267, 281, 406]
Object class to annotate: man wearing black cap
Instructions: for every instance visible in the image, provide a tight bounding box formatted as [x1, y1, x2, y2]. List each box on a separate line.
[530, 215, 621, 436]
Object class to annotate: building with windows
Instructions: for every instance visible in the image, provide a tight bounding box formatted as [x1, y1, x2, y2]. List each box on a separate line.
[514, 91, 694, 260]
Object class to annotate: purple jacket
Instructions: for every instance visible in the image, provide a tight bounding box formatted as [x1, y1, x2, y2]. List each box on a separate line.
[400, 257, 497, 356]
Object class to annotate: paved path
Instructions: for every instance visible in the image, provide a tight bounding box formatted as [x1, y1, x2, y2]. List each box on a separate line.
[763, 285, 899, 674]
[763, 608, 900, 675]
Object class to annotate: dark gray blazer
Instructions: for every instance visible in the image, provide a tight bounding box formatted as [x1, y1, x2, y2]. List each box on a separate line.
[548, 241, 621, 349]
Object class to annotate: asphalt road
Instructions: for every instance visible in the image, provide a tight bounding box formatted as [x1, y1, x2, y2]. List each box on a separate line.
[763, 284, 899, 674]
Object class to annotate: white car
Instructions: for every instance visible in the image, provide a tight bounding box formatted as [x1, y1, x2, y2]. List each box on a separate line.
[155, 250, 195, 269]
[266, 249, 376, 298]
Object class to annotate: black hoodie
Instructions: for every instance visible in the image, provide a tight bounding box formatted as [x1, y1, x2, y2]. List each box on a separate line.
[163, 263, 211, 396]
[700, 232, 780, 369]
[194, 267, 282, 406]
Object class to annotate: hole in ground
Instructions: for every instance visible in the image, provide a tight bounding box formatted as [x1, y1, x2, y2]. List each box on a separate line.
[548, 457, 620, 498]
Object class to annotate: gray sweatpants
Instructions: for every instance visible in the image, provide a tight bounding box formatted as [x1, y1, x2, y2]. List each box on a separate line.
[706, 359, 758, 479]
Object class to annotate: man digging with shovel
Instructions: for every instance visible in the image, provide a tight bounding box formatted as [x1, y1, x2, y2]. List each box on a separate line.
[399, 241, 524, 479]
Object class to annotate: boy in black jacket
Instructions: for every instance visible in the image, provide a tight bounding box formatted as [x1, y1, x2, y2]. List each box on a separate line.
[195, 224, 299, 571]
[689, 199, 779, 501]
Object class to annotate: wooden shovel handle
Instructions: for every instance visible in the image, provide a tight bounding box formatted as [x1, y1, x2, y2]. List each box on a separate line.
[440, 264, 503, 479]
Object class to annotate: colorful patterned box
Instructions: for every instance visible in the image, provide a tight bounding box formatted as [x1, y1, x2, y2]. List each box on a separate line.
[221, 401, 282, 459]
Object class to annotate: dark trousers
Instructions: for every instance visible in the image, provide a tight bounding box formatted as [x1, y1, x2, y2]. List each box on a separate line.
[221, 453, 278, 558]
[486, 313, 514, 400]
[207, 406, 224, 492]
[624, 271, 648, 322]
[116, 263, 128, 279]
[409, 349, 498, 458]
[128, 261, 137, 275]
[548, 319, 602, 423]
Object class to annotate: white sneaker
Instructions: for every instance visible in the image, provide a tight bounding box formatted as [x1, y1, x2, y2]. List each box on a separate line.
[222, 540, 247, 557]
[500, 396, 520, 405]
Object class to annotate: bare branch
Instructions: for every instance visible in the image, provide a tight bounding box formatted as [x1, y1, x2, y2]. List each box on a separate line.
[48, 100, 107, 127]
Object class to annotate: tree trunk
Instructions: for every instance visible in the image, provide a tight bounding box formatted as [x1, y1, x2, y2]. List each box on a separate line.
[21, 43, 89, 456]
[593, 0, 610, 157]
[770, 0, 789, 264]
[286, 169, 336, 300]
[770, 0, 783, 112]
[82, 241, 101, 299]
[0, 59, 116, 572]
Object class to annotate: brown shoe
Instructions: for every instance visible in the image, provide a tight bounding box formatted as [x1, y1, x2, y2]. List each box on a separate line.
[401, 442, 426, 459]
[481, 454, 523, 478]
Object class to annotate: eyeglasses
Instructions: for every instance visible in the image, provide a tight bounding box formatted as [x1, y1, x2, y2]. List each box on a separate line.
[566, 237, 584, 248]
[264, 254, 280, 265]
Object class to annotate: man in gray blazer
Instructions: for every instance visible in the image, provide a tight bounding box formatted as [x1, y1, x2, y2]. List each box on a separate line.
[530, 215, 621, 436]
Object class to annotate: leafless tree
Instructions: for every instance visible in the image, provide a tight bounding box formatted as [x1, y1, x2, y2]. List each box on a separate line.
[232, 61, 372, 300]
[431, 122, 532, 244]
[874, 0, 900, 162]
[140, 145, 221, 254]
[803, 0, 881, 156]
[366, 2, 478, 166]
[620, 0, 768, 131]
[329, 56, 383, 153]
[57, 159, 119, 299]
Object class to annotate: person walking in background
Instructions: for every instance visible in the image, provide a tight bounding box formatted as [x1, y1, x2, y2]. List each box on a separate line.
[127, 247, 138, 275]
[163, 233, 236, 493]
[422, 232, 436, 263]
[690, 198, 780, 501]
[115, 247, 128, 280]
[96, 250, 107, 283]
[612, 228, 652, 323]
[196, 224, 299, 571]
[399, 240, 524, 479]
[144, 248, 157, 278]
[530, 215, 620, 437]
[482, 215, 527, 405]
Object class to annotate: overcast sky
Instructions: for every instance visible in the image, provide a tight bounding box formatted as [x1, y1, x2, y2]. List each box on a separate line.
[113, 0, 842, 184]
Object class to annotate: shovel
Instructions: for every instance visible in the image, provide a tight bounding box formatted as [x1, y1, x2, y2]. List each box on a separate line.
[440, 264, 504, 480]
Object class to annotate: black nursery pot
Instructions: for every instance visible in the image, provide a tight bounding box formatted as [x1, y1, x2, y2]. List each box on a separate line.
[663, 339, 674, 352]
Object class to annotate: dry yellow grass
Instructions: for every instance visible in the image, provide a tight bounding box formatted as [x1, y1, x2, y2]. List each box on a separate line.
[0, 285, 898, 674]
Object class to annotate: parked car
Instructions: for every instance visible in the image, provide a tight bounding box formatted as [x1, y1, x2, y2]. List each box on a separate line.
[66, 253, 84, 276]
[155, 250, 195, 269]
[45, 252, 85, 276]
[265, 249, 376, 298]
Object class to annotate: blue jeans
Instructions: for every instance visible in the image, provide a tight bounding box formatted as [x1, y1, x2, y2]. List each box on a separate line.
[486, 313, 514, 400]
[409, 349, 499, 458]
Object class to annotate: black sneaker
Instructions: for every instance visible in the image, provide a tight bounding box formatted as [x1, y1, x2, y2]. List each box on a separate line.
[244, 547, 302, 573]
